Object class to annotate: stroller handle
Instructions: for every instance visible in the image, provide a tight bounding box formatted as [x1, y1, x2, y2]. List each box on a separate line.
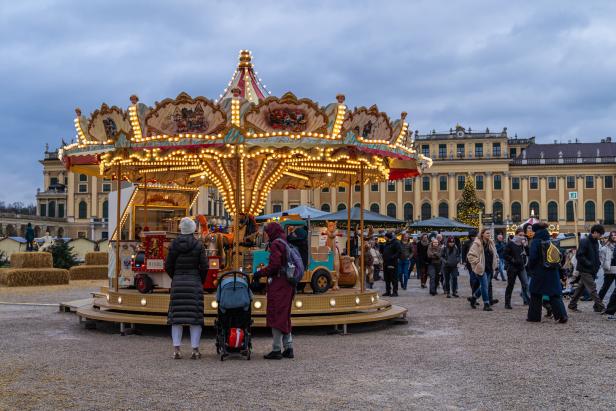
[217, 270, 251, 282]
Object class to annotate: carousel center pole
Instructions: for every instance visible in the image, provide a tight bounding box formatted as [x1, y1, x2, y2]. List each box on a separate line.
[143, 176, 148, 230]
[114, 162, 122, 291]
[359, 165, 365, 293]
[346, 175, 352, 257]
[234, 152, 241, 270]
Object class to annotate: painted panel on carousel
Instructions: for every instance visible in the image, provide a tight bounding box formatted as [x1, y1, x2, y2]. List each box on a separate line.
[342, 105, 394, 144]
[244, 92, 328, 135]
[86, 104, 132, 143]
[144, 92, 226, 136]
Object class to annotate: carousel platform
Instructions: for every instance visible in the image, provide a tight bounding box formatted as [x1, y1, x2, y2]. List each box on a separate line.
[62, 288, 407, 333]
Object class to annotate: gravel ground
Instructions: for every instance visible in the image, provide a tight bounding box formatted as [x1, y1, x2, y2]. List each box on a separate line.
[1, 277, 615, 410]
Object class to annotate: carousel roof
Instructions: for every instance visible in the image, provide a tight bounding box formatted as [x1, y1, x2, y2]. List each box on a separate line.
[255, 205, 329, 221]
[60, 50, 431, 215]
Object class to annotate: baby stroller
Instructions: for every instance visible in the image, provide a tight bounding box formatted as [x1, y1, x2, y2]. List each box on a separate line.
[215, 271, 253, 361]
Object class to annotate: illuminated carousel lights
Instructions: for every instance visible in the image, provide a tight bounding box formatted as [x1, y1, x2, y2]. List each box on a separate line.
[128, 105, 143, 141]
[392, 122, 409, 147]
[331, 104, 346, 137]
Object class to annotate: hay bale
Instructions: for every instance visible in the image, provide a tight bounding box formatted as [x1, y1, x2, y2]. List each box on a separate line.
[69, 265, 108, 280]
[0, 268, 69, 287]
[85, 252, 108, 266]
[10, 252, 53, 269]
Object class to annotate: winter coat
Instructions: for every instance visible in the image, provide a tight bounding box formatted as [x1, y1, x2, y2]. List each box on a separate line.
[576, 236, 601, 275]
[417, 239, 429, 265]
[467, 238, 499, 276]
[399, 241, 413, 260]
[528, 228, 562, 296]
[504, 240, 526, 273]
[25, 226, 35, 242]
[600, 243, 616, 274]
[382, 238, 402, 268]
[495, 240, 506, 258]
[426, 243, 443, 270]
[441, 245, 460, 269]
[166, 234, 208, 326]
[259, 223, 294, 334]
[461, 238, 474, 271]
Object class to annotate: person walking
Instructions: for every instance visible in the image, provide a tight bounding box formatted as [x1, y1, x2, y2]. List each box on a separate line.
[503, 228, 530, 309]
[526, 222, 568, 323]
[382, 232, 401, 297]
[287, 224, 308, 268]
[25, 222, 35, 252]
[599, 231, 616, 301]
[427, 238, 443, 296]
[568, 225, 606, 313]
[494, 233, 507, 281]
[440, 236, 460, 298]
[467, 228, 499, 311]
[255, 222, 295, 359]
[398, 234, 412, 290]
[417, 234, 430, 288]
[166, 217, 208, 359]
[462, 230, 479, 301]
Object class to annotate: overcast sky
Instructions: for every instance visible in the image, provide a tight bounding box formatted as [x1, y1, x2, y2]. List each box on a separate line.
[2, 0, 616, 203]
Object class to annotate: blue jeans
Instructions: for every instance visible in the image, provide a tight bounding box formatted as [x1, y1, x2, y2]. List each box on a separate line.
[398, 259, 410, 289]
[473, 273, 490, 304]
[495, 258, 506, 280]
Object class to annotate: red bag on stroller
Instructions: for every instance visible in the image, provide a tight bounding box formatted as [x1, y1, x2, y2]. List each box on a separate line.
[228, 328, 244, 349]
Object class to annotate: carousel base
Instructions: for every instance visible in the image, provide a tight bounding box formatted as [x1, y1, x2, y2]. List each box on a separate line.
[62, 287, 407, 331]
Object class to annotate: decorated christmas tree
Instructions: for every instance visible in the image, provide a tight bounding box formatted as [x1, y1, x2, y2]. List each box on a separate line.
[457, 175, 481, 228]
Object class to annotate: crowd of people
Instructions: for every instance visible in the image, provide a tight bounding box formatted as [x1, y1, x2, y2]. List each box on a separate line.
[361, 224, 616, 322]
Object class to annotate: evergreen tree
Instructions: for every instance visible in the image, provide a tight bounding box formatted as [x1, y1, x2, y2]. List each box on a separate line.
[457, 175, 481, 228]
[49, 239, 78, 269]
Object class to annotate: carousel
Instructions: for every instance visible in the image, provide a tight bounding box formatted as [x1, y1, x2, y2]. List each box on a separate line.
[60, 50, 431, 333]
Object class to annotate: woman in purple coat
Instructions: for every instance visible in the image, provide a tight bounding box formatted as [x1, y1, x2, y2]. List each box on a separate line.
[255, 222, 295, 359]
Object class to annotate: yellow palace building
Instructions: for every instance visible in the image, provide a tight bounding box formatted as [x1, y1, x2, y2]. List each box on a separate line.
[266, 125, 616, 233]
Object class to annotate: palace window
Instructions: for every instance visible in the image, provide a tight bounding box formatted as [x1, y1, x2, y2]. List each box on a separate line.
[530, 177, 538, 189]
[78, 183, 88, 193]
[493, 201, 503, 224]
[421, 203, 431, 220]
[547, 201, 558, 222]
[586, 176, 594, 189]
[338, 186, 346, 193]
[320, 203, 330, 212]
[509, 147, 517, 158]
[493, 175, 502, 190]
[404, 203, 413, 221]
[40, 203, 47, 217]
[273, 204, 282, 213]
[456, 144, 465, 158]
[457, 175, 465, 190]
[78, 201, 87, 219]
[548, 176, 556, 190]
[438, 144, 447, 159]
[58, 203, 64, 218]
[439, 176, 447, 191]
[421, 145, 430, 157]
[585, 201, 595, 222]
[387, 181, 396, 192]
[404, 178, 413, 192]
[371, 183, 379, 192]
[475, 175, 484, 190]
[422, 176, 430, 191]
[79, 174, 88, 182]
[566, 201, 575, 222]
[511, 177, 520, 190]
[438, 202, 449, 218]
[529, 201, 539, 217]
[475, 143, 483, 158]
[511, 202, 521, 222]
[337, 203, 346, 211]
[387, 203, 397, 218]
[354, 184, 360, 192]
[605, 201, 615, 225]
[492, 143, 501, 157]
[566, 176, 575, 189]
[322, 187, 329, 193]
[370, 203, 380, 213]
[102, 201, 109, 219]
[48, 201, 56, 218]
[605, 176, 614, 189]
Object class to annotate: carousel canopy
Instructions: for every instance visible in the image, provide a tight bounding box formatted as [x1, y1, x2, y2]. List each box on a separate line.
[311, 207, 404, 225]
[255, 205, 329, 221]
[408, 217, 475, 230]
[60, 50, 431, 216]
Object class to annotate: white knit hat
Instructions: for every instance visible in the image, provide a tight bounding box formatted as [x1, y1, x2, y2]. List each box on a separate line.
[179, 217, 196, 235]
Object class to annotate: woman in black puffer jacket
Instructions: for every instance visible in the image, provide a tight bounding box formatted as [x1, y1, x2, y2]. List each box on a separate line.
[166, 217, 208, 359]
